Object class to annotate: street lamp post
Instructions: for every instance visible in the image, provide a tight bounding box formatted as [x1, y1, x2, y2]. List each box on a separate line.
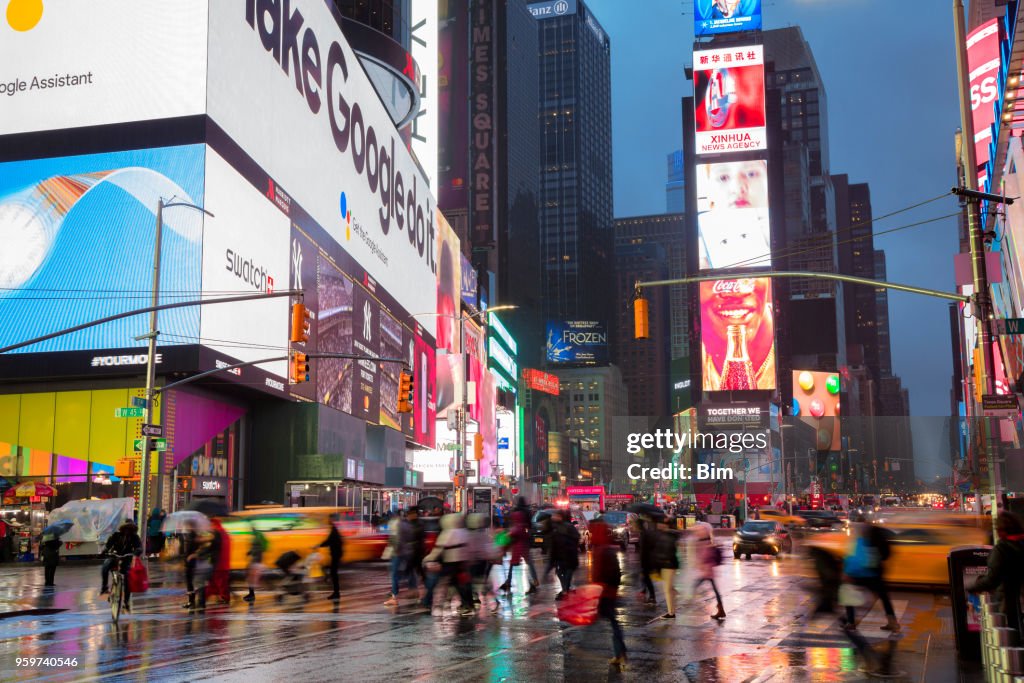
[138, 199, 213, 559]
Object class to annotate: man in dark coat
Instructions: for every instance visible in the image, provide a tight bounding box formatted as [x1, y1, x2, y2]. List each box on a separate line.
[502, 497, 539, 594]
[549, 510, 579, 600]
[970, 512, 1024, 636]
[40, 532, 62, 587]
[320, 514, 344, 600]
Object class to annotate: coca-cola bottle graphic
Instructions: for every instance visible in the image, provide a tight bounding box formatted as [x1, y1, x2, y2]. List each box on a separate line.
[719, 324, 755, 390]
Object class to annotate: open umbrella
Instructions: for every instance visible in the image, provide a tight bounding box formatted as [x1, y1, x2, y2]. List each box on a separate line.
[417, 496, 445, 516]
[627, 502, 665, 520]
[12, 482, 57, 497]
[162, 510, 210, 534]
[41, 520, 74, 538]
[186, 498, 229, 518]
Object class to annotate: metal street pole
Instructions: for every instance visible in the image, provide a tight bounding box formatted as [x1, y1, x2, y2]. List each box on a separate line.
[138, 199, 164, 551]
[458, 313, 468, 513]
[954, 0, 1002, 533]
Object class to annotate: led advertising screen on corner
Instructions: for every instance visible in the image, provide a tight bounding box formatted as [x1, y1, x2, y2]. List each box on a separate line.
[700, 278, 776, 391]
[206, 0, 438, 337]
[693, 45, 766, 155]
[792, 370, 841, 451]
[0, 145, 206, 353]
[694, 0, 762, 36]
[697, 160, 771, 270]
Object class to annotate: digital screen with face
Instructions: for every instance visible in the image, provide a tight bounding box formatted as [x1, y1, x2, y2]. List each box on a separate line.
[697, 160, 771, 269]
[700, 277, 776, 391]
[694, 0, 763, 36]
[694, 45, 766, 155]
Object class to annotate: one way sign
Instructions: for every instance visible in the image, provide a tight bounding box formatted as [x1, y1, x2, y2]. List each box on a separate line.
[141, 424, 163, 438]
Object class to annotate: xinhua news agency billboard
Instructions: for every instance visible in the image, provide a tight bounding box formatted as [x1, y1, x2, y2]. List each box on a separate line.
[694, 0, 762, 36]
[694, 45, 766, 155]
[546, 321, 608, 365]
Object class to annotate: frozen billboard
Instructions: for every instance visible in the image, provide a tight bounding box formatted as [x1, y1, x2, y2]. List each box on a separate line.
[694, 45, 766, 155]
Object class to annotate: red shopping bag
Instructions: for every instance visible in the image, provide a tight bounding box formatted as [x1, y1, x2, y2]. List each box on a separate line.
[556, 584, 603, 626]
[127, 557, 149, 593]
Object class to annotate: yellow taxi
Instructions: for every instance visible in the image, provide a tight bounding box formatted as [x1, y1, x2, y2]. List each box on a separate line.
[755, 508, 807, 527]
[220, 507, 386, 571]
[803, 515, 990, 586]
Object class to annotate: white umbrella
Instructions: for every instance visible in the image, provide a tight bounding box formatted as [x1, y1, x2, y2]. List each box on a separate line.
[162, 510, 210, 534]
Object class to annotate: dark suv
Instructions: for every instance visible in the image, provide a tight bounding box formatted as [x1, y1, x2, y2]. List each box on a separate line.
[732, 521, 792, 559]
[798, 510, 843, 530]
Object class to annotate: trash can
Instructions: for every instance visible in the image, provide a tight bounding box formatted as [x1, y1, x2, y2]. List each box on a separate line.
[948, 544, 993, 660]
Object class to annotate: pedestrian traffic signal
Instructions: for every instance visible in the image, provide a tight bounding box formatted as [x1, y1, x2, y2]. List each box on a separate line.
[397, 370, 414, 413]
[473, 432, 484, 461]
[633, 295, 649, 339]
[290, 352, 310, 384]
[290, 302, 312, 344]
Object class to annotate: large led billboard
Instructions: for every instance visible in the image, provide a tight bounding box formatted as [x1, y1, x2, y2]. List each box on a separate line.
[694, 0, 762, 36]
[694, 45, 766, 155]
[700, 278, 776, 391]
[0, 1, 207, 136]
[207, 0, 439, 336]
[697, 159, 771, 269]
[0, 145, 206, 352]
[546, 321, 608, 364]
[792, 370, 841, 451]
[967, 19, 1000, 186]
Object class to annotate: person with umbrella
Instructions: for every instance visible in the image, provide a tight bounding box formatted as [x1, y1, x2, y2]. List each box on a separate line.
[39, 520, 72, 588]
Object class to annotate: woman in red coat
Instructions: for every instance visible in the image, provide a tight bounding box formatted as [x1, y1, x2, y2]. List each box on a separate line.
[205, 517, 232, 604]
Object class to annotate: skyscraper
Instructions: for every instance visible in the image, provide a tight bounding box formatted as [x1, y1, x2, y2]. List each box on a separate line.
[536, 1, 614, 324]
[666, 150, 685, 213]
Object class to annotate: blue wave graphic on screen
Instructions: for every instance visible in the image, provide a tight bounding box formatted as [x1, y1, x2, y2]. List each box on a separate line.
[0, 145, 205, 353]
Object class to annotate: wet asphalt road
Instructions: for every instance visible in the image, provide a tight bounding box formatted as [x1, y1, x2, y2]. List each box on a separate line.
[0, 541, 980, 683]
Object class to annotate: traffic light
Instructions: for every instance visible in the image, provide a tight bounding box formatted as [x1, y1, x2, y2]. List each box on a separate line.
[473, 432, 484, 461]
[397, 370, 414, 413]
[290, 302, 312, 344]
[633, 295, 649, 339]
[290, 352, 310, 384]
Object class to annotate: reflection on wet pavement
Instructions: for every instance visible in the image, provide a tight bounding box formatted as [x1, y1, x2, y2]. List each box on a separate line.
[0, 547, 976, 682]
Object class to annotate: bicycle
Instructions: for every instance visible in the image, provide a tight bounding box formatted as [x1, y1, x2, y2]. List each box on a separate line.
[107, 553, 135, 625]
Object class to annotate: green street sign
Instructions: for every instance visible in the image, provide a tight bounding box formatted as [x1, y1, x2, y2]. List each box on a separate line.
[115, 407, 144, 418]
[133, 438, 167, 452]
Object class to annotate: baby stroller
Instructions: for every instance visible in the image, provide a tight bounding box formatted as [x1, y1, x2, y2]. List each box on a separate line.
[274, 550, 323, 602]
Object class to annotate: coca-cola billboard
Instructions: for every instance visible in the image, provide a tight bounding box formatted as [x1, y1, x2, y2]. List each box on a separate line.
[700, 278, 776, 391]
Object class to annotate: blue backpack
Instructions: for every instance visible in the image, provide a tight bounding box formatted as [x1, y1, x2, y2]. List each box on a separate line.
[844, 537, 880, 578]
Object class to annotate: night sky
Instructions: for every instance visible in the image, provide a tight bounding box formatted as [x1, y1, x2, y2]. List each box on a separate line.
[586, 0, 964, 479]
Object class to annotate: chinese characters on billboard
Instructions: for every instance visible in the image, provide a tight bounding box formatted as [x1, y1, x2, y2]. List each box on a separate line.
[700, 278, 776, 391]
[967, 19, 1000, 187]
[694, 0, 762, 36]
[694, 45, 766, 155]
[697, 159, 770, 269]
[792, 370, 841, 451]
